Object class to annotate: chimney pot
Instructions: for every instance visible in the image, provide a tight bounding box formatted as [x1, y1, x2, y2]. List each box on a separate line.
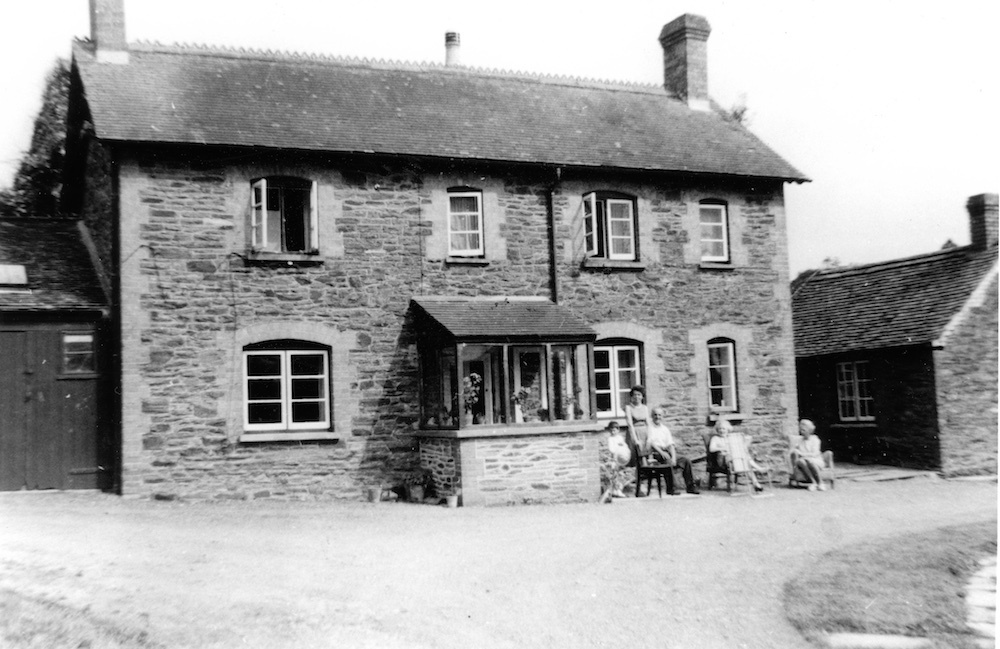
[659, 14, 711, 110]
[90, 0, 128, 63]
[967, 193, 999, 250]
[445, 32, 461, 66]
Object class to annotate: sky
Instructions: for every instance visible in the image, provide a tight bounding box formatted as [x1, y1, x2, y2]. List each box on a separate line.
[1, 0, 997, 275]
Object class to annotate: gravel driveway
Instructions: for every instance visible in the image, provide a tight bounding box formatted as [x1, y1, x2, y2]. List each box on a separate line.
[0, 479, 995, 649]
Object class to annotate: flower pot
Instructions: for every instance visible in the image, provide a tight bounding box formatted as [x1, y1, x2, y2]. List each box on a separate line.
[367, 487, 381, 503]
[445, 495, 459, 508]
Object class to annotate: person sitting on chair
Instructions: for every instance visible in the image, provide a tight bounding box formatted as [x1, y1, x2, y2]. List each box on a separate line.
[708, 417, 764, 492]
[792, 419, 826, 491]
[645, 407, 700, 495]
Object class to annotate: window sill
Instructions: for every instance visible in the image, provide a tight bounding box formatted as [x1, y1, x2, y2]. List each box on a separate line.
[414, 420, 604, 439]
[699, 261, 735, 271]
[239, 431, 339, 443]
[581, 258, 646, 272]
[57, 373, 100, 380]
[445, 256, 490, 267]
[829, 422, 878, 429]
[244, 251, 323, 266]
[708, 411, 745, 423]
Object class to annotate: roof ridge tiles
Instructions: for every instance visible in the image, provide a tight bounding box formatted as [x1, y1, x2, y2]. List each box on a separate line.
[810, 246, 980, 281]
[117, 39, 666, 94]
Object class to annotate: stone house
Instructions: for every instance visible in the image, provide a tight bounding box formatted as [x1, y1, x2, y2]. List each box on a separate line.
[793, 194, 998, 475]
[62, 0, 807, 504]
[0, 219, 110, 490]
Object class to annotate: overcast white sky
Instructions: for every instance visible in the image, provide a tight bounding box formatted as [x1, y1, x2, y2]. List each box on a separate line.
[1, 0, 997, 274]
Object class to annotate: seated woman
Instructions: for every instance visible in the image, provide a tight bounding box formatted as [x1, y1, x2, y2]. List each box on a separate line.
[792, 419, 826, 491]
[707, 417, 764, 492]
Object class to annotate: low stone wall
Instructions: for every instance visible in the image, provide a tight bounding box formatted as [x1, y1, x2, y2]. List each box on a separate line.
[419, 430, 602, 507]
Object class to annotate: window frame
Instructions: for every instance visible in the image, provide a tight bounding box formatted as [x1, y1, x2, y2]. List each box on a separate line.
[243, 343, 331, 433]
[250, 177, 319, 254]
[707, 339, 738, 413]
[61, 332, 97, 375]
[699, 202, 730, 263]
[836, 360, 875, 422]
[447, 189, 485, 257]
[593, 341, 642, 419]
[583, 192, 638, 262]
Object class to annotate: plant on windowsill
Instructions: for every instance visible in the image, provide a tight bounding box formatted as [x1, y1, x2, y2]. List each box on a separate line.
[513, 387, 545, 423]
[462, 373, 483, 426]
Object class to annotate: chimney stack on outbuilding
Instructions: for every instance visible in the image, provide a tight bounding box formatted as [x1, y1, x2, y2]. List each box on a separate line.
[90, 0, 128, 63]
[445, 32, 461, 66]
[967, 193, 999, 250]
[659, 14, 711, 111]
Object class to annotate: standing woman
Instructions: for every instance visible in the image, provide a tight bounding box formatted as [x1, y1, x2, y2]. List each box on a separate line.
[624, 385, 650, 460]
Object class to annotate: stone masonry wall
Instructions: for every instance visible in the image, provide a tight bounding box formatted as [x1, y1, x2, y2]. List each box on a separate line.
[110, 149, 797, 501]
[936, 273, 999, 476]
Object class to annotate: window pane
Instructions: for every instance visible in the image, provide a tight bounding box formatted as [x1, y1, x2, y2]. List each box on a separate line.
[611, 238, 632, 256]
[291, 402, 323, 423]
[702, 224, 724, 240]
[450, 233, 470, 252]
[595, 372, 611, 391]
[616, 349, 635, 369]
[451, 213, 472, 231]
[64, 354, 95, 374]
[290, 354, 324, 376]
[291, 378, 323, 400]
[247, 354, 282, 376]
[450, 196, 479, 213]
[699, 207, 723, 224]
[596, 393, 612, 412]
[466, 233, 481, 251]
[594, 349, 610, 369]
[248, 403, 282, 424]
[248, 379, 282, 400]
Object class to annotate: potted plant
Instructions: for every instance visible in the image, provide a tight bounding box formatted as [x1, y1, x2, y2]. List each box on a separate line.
[462, 373, 482, 426]
[512, 387, 544, 423]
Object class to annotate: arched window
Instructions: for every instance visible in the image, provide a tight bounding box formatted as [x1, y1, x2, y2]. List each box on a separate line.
[699, 200, 729, 263]
[594, 338, 643, 417]
[707, 337, 737, 412]
[583, 191, 639, 261]
[243, 340, 331, 432]
[250, 176, 318, 253]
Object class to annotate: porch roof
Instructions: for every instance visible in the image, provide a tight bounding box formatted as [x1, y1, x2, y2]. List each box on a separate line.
[410, 297, 595, 343]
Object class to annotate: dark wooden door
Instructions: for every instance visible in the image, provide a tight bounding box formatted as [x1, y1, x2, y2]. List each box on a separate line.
[0, 326, 102, 490]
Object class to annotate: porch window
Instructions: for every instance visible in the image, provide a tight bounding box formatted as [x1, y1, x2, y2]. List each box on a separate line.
[412, 298, 595, 429]
[836, 360, 875, 421]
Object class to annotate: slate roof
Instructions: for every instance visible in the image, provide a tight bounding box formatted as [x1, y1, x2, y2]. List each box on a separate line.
[792, 246, 998, 357]
[411, 297, 595, 342]
[72, 40, 806, 182]
[0, 219, 107, 312]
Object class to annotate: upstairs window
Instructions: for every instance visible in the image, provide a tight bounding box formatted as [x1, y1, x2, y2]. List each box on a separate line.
[243, 340, 331, 432]
[251, 177, 318, 254]
[584, 192, 638, 261]
[837, 360, 875, 421]
[447, 189, 484, 257]
[699, 202, 730, 263]
[707, 338, 738, 413]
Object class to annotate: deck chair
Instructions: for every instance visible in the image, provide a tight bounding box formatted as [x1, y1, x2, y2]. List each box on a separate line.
[725, 433, 767, 495]
[787, 447, 836, 489]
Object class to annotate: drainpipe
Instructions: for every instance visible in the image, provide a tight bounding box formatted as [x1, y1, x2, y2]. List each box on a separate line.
[547, 168, 561, 304]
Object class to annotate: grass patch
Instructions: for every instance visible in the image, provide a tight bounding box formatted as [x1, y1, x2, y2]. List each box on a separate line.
[784, 520, 996, 648]
[0, 589, 162, 649]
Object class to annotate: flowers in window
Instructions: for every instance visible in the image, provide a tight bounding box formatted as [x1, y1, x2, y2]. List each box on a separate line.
[462, 373, 482, 413]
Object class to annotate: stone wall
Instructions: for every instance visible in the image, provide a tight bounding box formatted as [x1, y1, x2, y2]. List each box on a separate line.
[106, 148, 796, 501]
[936, 273, 999, 476]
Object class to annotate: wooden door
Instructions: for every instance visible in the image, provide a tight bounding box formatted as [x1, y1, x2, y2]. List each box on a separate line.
[0, 326, 102, 490]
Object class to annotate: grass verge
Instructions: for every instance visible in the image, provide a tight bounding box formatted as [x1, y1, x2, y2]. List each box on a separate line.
[783, 519, 996, 649]
[0, 589, 161, 649]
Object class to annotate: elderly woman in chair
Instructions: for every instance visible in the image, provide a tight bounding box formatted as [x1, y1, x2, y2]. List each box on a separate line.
[791, 419, 827, 491]
[707, 417, 765, 492]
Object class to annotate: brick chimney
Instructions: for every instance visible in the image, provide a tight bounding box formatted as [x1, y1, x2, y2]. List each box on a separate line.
[445, 32, 461, 66]
[90, 0, 128, 64]
[659, 14, 711, 111]
[967, 193, 999, 250]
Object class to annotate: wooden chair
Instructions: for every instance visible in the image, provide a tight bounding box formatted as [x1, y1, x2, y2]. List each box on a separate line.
[635, 454, 675, 497]
[787, 448, 836, 489]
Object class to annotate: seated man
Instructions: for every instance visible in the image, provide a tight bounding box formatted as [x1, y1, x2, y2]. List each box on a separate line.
[644, 407, 700, 495]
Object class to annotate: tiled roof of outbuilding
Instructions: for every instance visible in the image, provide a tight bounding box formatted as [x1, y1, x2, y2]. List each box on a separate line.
[792, 246, 998, 357]
[411, 297, 595, 342]
[0, 219, 107, 312]
[72, 40, 807, 181]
